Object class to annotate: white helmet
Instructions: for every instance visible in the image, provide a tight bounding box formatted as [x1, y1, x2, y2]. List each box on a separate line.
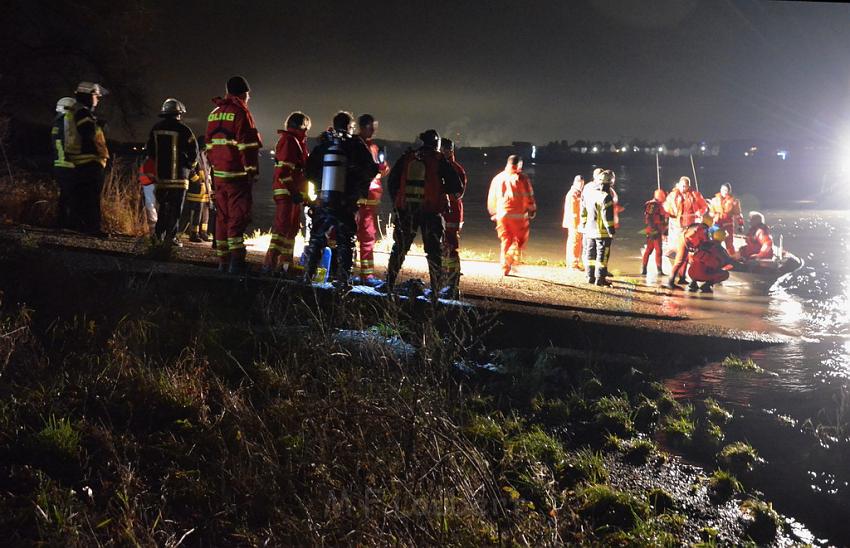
[55, 97, 76, 113]
[75, 82, 109, 96]
[160, 98, 187, 117]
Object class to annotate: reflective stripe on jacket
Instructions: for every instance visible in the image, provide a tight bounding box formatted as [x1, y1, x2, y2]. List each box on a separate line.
[579, 181, 615, 238]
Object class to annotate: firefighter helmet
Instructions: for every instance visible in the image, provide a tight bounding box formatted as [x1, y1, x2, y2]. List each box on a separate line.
[55, 97, 76, 113]
[75, 82, 109, 96]
[419, 129, 440, 150]
[159, 98, 187, 117]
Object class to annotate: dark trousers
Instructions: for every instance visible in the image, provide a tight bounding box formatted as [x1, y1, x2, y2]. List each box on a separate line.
[584, 237, 613, 281]
[73, 163, 105, 234]
[55, 167, 77, 229]
[304, 206, 356, 283]
[154, 187, 187, 242]
[386, 208, 444, 291]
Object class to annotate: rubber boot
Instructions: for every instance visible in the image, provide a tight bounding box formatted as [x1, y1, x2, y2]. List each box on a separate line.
[228, 249, 248, 276]
[667, 276, 681, 290]
[687, 280, 699, 292]
[586, 265, 596, 284]
[189, 230, 202, 243]
[641, 264, 648, 276]
[700, 282, 714, 293]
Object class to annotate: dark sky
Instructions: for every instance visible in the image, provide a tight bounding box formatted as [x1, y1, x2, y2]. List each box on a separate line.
[142, 0, 850, 147]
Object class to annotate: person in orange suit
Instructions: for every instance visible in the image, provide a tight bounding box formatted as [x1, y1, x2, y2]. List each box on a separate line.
[641, 188, 667, 276]
[562, 175, 584, 270]
[708, 182, 743, 256]
[739, 211, 774, 260]
[487, 155, 536, 276]
[664, 176, 707, 283]
[262, 111, 311, 276]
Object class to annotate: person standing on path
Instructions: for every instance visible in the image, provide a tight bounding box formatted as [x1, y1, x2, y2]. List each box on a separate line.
[579, 169, 616, 286]
[562, 175, 585, 270]
[204, 76, 262, 274]
[487, 155, 537, 276]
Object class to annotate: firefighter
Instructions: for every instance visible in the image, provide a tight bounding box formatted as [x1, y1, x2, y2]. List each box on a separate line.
[664, 176, 707, 283]
[146, 98, 198, 247]
[183, 147, 212, 242]
[708, 182, 744, 256]
[688, 232, 734, 293]
[487, 155, 537, 277]
[562, 175, 584, 270]
[579, 169, 616, 286]
[137, 157, 157, 237]
[641, 188, 668, 276]
[739, 211, 774, 260]
[385, 129, 463, 295]
[302, 111, 378, 286]
[205, 76, 262, 274]
[58, 82, 110, 235]
[262, 111, 311, 276]
[353, 114, 389, 286]
[51, 97, 77, 229]
[439, 137, 467, 298]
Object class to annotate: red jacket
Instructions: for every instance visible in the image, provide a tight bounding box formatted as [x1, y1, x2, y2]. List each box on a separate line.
[272, 128, 309, 200]
[357, 138, 388, 206]
[204, 95, 262, 180]
[643, 199, 667, 239]
[389, 149, 460, 214]
[664, 188, 707, 229]
[138, 158, 156, 186]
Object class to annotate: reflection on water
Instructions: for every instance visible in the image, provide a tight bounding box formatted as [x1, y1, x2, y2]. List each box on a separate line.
[665, 208, 849, 544]
[252, 156, 849, 542]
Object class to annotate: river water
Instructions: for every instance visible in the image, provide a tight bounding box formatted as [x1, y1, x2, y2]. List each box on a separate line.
[252, 154, 850, 543]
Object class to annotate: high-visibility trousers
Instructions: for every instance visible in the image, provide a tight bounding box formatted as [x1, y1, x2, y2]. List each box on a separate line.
[213, 178, 253, 265]
[264, 196, 302, 272]
[566, 224, 583, 268]
[496, 217, 529, 272]
[355, 204, 378, 277]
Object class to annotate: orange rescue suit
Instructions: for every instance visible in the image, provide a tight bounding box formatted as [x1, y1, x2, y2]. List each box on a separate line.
[740, 223, 774, 259]
[488, 169, 536, 274]
[562, 183, 583, 269]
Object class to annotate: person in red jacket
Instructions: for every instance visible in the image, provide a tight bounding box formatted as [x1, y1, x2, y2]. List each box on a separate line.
[667, 220, 709, 290]
[204, 76, 262, 275]
[440, 137, 468, 299]
[562, 175, 584, 270]
[739, 211, 774, 260]
[487, 155, 537, 276]
[384, 129, 463, 295]
[353, 114, 389, 286]
[262, 111, 311, 276]
[708, 182, 743, 256]
[138, 157, 157, 237]
[641, 188, 667, 276]
[688, 238, 734, 293]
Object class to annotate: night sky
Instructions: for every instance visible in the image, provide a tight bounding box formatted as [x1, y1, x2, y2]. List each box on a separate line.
[141, 0, 850, 146]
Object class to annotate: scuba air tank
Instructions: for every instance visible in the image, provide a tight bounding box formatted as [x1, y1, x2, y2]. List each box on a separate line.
[319, 131, 347, 208]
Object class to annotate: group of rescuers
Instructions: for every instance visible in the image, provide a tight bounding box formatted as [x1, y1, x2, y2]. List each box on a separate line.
[52, 77, 775, 297]
[562, 170, 775, 292]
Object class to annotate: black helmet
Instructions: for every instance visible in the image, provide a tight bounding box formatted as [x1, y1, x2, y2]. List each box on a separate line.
[419, 129, 440, 150]
[159, 98, 187, 117]
[226, 76, 250, 95]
